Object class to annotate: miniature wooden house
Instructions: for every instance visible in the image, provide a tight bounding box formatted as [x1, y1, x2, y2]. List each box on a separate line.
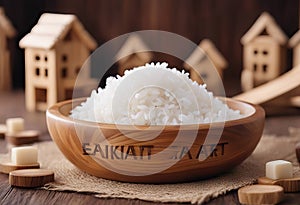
[115, 34, 152, 75]
[183, 39, 228, 93]
[288, 30, 300, 67]
[19, 13, 97, 111]
[288, 31, 300, 104]
[0, 8, 16, 91]
[240, 12, 288, 91]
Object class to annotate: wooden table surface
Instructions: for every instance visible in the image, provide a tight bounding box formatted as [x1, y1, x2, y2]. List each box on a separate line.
[1, 90, 300, 205]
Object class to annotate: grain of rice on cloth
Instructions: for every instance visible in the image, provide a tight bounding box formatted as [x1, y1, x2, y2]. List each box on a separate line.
[70, 62, 242, 125]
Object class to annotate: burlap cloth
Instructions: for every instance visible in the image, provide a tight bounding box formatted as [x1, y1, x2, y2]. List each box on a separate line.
[2, 128, 300, 204]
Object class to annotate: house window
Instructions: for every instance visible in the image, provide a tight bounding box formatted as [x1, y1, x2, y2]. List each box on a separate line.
[35, 55, 40, 61]
[253, 64, 257, 71]
[263, 64, 268, 73]
[45, 68, 48, 77]
[262, 50, 268, 55]
[61, 67, 68, 78]
[35, 68, 40, 76]
[62, 54, 68, 62]
[253, 49, 258, 55]
[44, 56, 48, 62]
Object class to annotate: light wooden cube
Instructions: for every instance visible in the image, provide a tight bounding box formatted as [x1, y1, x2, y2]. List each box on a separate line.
[11, 146, 38, 165]
[6, 118, 24, 133]
[266, 160, 293, 180]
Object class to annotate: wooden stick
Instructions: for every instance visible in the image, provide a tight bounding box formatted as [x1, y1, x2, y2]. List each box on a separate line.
[234, 65, 300, 104]
[290, 96, 300, 107]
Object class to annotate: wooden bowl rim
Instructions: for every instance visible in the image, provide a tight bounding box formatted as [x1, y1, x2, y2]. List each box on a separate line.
[46, 97, 265, 131]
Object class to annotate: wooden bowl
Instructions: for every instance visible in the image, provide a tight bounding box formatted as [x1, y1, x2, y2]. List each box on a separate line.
[46, 98, 265, 183]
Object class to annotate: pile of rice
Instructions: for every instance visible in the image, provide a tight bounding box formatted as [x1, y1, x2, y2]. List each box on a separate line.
[70, 62, 242, 125]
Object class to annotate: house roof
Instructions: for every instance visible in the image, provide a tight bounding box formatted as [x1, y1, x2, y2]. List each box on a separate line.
[19, 13, 97, 50]
[0, 7, 16, 38]
[240, 12, 288, 45]
[288, 30, 300, 48]
[184, 39, 228, 70]
[115, 34, 153, 64]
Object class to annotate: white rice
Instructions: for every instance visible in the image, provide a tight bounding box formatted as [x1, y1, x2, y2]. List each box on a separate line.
[70, 62, 242, 125]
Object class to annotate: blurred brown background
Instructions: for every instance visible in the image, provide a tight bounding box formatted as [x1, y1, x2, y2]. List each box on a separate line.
[0, 0, 298, 96]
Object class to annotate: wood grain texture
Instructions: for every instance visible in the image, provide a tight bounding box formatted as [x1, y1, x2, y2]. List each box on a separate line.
[238, 184, 284, 205]
[46, 97, 265, 183]
[9, 169, 54, 188]
[1, 91, 300, 204]
[0, 9, 15, 91]
[258, 176, 300, 193]
[0, 162, 40, 174]
[5, 130, 39, 145]
[234, 65, 300, 104]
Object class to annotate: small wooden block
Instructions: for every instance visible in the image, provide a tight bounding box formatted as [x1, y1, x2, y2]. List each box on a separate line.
[0, 162, 40, 174]
[258, 176, 300, 192]
[296, 142, 300, 163]
[0, 124, 7, 139]
[238, 184, 283, 205]
[6, 118, 24, 133]
[5, 130, 39, 145]
[266, 160, 293, 180]
[11, 146, 38, 165]
[9, 169, 54, 188]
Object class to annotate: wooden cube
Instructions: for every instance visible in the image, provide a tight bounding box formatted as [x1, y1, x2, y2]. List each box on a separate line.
[266, 160, 293, 180]
[6, 118, 24, 133]
[11, 146, 38, 165]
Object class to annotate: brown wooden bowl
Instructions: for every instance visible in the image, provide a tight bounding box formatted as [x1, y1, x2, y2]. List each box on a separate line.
[46, 98, 265, 183]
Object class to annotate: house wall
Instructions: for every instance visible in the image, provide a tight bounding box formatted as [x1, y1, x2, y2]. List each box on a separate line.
[293, 44, 300, 67]
[189, 58, 211, 85]
[24, 48, 57, 111]
[189, 57, 224, 94]
[243, 36, 285, 86]
[0, 33, 10, 90]
[55, 32, 90, 101]
[3, 50, 11, 90]
[119, 54, 151, 75]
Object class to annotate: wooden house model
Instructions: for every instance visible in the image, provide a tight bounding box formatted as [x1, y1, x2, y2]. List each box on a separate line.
[0, 8, 16, 91]
[19, 13, 97, 111]
[115, 34, 152, 75]
[240, 12, 288, 91]
[289, 30, 300, 67]
[184, 39, 228, 94]
[288, 31, 300, 104]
